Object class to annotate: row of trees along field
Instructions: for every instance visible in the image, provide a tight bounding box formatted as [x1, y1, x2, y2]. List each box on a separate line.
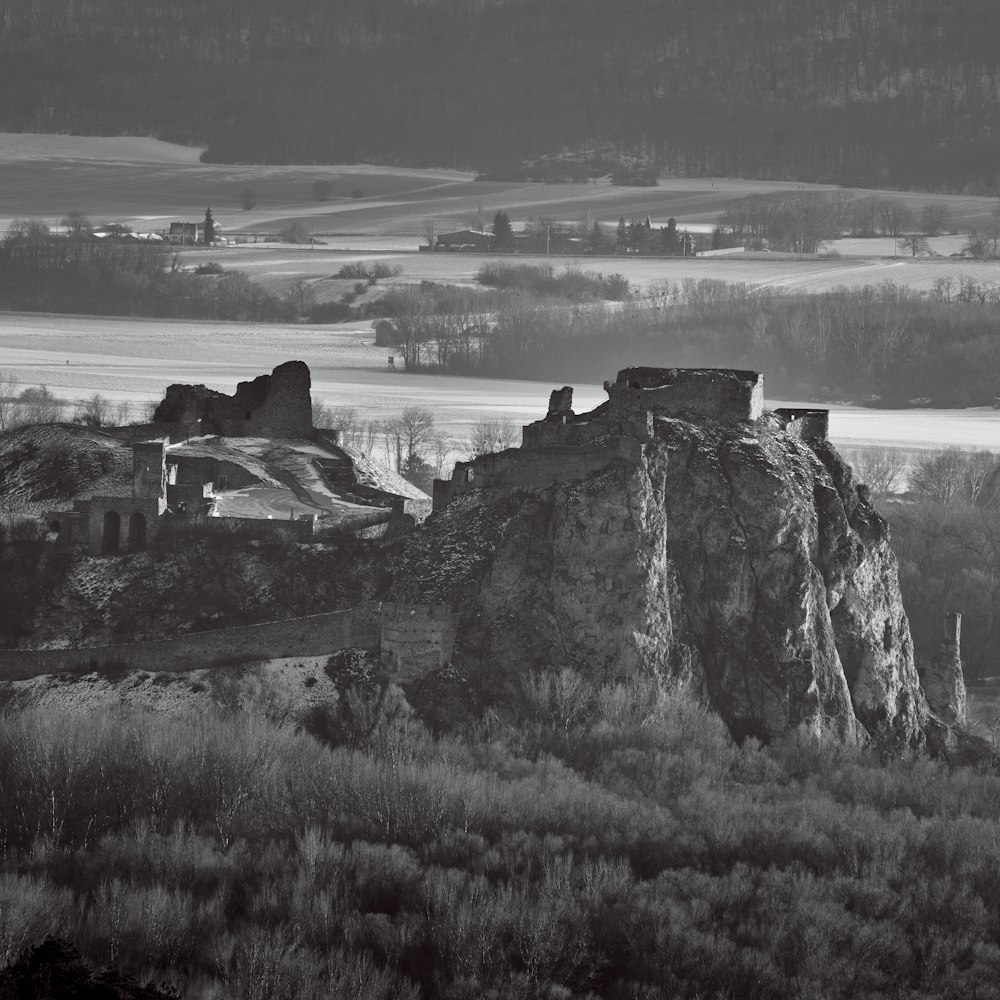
[4, 674, 1000, 998]
[373, 269, 1000, 407]
[0, 223, 293, 320]
[3, 0, 1000, 190]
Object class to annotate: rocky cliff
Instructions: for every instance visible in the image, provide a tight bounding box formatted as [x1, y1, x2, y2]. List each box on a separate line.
[391, 369, 956, 746]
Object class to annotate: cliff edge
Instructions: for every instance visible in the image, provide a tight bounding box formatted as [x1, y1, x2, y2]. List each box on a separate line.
[391, 368, 962, 746]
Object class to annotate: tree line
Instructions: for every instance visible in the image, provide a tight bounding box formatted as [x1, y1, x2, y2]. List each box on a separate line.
[3, 0, 1000, 191]
[0, 225, 294, 320]
[370, 272, 1000, 407]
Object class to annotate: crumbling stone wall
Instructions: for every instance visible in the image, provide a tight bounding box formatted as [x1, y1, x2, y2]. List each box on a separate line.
[774, 408, 830, 441]
[607, 367, 764, 423]
[434, 438, 642, 512]
[132, 439, 167, 498]
[87, 496, 164, 555]
[152, 361, 314, 440]
[380, 602, 460, 682]
[0, 605, 381, 682]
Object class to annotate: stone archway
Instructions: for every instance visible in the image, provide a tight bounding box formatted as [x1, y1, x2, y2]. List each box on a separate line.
[127, 512, 147, 552]
[101, 510, 121, 554]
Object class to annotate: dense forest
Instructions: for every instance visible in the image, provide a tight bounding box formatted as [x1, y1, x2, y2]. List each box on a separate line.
[3, 0, 1000, 191]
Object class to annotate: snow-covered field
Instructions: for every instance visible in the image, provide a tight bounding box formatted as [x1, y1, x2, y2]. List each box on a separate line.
[176, 244, 1000, 298]
[4, 132, 1000, 241]
[1, 311, 997, 454]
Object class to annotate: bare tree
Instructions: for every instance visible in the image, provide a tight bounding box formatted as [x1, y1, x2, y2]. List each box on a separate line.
[910, 449, 1000, 506]
[920, 202, 949, 236]
[73, 393, 113, 427]
[423, 218, 436, 248]
[875, 199, 912, 238]
[466, 417, 519, 458]
[17, 386, 65, 425]
[0, 370, 20, 432]
[847, 445, 908, 497]
[59, 210, 92, 240]
[311, 179, 333, 202]
[384, 407, 436, 474]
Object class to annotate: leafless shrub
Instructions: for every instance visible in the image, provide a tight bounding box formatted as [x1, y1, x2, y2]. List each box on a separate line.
[466, 417, 519, 458]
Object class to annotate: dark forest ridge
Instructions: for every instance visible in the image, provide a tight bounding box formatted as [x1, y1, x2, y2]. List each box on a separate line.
[3, 0, 1000, 192]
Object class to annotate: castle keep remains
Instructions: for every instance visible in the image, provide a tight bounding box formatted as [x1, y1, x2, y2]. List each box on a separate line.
[434, 366, 826, 511]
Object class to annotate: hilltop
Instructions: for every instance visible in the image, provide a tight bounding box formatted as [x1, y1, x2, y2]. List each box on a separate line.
[3, 0, 1000, 191]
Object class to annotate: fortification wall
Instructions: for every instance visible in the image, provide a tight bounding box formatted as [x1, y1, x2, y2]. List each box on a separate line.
[132, 440, 167, 499]
[435, 437, 642, 511]
[773, 408, 830, 441]
[87, 496, 164, 555]
[239, 360, 314, 439]
[608, 368, 764, 423]
[381, 602, 460, 682]
[0, 605, 381, 682]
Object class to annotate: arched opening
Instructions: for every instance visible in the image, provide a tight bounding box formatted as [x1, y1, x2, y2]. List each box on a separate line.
[101, 510, 121, 554]
[127, 512, 147, 552]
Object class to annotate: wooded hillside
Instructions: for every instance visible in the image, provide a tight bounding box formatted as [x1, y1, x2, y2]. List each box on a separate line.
[3, 0, 1000, 191]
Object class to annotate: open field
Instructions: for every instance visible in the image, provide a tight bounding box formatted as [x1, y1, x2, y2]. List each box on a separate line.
[178, 244, 1000, 298]
[3, 133, 1000, 244]
[1, 312, 998, 457]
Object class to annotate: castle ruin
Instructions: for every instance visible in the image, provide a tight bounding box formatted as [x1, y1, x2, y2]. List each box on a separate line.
[434, 366, 826, 512]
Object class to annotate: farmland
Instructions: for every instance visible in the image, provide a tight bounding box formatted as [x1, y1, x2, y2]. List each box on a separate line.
[3, 133, 1000, 243]
[1, 134, 999, 457]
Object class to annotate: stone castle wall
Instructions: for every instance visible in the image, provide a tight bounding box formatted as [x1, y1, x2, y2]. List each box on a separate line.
[0, 605, 381, 682]
[381, 602, 461, 682]
[607, 367, 765, 423]
[0, 600, 458, 685]
[434, 437, 643, 512]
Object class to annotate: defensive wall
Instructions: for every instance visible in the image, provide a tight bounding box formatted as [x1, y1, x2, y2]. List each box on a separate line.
[433, 368, 830, 515]
[381, 602, 462, 682]
[773, 408, 830, 441]
[0, 602, 459, 684]
[606, 367, 765, 423]
[153, 360, 314, 441]
[434, 437, 642, 512]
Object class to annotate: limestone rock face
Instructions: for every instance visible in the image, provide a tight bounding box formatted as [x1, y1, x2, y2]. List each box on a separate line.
[391, 408, 931, 745]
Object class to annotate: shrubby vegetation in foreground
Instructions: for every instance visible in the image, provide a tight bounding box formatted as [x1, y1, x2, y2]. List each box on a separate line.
[3, 677, 1000, 999]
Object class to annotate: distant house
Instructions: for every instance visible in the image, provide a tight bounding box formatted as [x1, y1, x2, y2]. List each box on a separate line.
[167, 222, 203, 245]
[434, 230, 491, 251]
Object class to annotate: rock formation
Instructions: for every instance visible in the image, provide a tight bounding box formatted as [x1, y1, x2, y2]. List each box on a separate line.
[392, 367, 954, 746]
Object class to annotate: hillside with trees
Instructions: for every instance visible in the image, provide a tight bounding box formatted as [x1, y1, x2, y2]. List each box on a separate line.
[3, 0, 1000, 191]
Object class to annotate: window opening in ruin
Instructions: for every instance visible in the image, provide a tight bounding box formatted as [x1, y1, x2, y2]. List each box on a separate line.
[127, 512, 147, 553]
[102, 510, 121, 554]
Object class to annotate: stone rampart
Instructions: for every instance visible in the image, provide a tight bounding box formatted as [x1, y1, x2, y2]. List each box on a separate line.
[434, 437, 642, 512]
[608, 367, 764, 423]
[88, 496, 164, 555]
[0, 605, 381, 682]
[774, 408, 830, 441]
[381, 602, 460, 682]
